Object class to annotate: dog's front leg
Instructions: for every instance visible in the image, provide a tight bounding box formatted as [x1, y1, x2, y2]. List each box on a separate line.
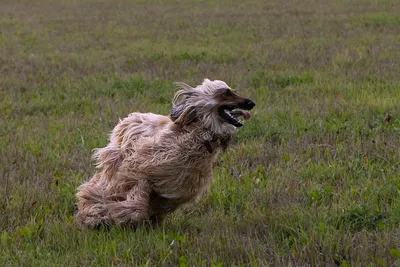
[107, 179, 151, 227]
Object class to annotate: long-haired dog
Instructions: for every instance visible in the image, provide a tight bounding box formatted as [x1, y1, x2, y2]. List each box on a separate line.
[76, 79, 255, 228]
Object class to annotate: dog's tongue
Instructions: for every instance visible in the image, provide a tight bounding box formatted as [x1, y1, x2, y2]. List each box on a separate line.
[242, 110, 251, 120]
[231, 110, 251, 120]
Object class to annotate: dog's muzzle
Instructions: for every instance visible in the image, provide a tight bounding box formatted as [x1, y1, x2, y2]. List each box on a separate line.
[218, 99, 255, 127]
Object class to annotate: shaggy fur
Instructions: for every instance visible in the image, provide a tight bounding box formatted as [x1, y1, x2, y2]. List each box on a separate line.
[76, 79, 255, 228]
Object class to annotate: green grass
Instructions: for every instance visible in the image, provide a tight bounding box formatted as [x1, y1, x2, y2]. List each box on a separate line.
[1, 0, 400, 266]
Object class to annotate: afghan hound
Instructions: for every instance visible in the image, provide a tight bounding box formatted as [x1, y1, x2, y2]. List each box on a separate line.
[75, 79, 255, 228]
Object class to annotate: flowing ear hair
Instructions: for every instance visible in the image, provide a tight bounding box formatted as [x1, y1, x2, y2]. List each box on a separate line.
[170, 82, 197, 126]
[173, 105, 197, 127]
[174, 82, 193, 92]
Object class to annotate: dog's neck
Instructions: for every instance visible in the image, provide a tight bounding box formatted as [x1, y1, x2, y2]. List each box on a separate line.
[175, 120, 234, 154]
[199, 129, 232, 154]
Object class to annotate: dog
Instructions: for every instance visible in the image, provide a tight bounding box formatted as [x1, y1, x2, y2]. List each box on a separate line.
[75, 79, 255, 228]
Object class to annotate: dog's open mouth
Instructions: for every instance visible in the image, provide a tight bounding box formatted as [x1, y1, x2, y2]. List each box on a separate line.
[218, 106, 252, 127]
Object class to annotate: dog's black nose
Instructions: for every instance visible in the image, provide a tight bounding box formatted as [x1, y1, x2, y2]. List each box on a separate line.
[245, 99, 256, 109]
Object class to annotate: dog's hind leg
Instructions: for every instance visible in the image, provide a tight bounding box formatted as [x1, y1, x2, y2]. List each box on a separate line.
[75, 174, 111, 228]
[107, 179, 152, 227]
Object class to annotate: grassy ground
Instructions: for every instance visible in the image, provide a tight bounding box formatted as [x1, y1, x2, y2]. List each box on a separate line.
[1, 0, 400, 266]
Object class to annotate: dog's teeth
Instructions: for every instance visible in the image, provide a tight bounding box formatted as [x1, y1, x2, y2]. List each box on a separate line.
[225, 110, 234, 118]
[224, 109, 244, 126]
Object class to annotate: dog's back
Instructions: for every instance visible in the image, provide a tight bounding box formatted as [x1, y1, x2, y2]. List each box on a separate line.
[92, 113, 171, 179]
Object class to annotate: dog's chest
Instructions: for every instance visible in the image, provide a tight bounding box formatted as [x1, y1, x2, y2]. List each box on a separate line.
[145, 129, 225, 201]
[151, 157, 215, 201]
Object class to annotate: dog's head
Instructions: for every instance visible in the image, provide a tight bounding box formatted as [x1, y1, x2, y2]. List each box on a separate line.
[170, 79, 255, 134]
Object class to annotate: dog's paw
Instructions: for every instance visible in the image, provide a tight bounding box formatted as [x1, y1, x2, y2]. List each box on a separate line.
[107, 202, 149, 226]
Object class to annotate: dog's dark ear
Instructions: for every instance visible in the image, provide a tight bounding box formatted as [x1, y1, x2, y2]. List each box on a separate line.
[170, 105, 182, 121]
[171, 82, 196, 126]
[173, 106, 196, 127]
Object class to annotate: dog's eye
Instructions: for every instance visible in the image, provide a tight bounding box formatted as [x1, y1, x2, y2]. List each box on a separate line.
[224, 90, 232, 97]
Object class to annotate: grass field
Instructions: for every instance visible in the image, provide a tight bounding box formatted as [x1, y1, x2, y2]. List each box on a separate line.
[1, 0, 400, 266]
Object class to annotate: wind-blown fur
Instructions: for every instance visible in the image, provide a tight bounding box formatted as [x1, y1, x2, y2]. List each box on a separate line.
[76, 79, 255, 228]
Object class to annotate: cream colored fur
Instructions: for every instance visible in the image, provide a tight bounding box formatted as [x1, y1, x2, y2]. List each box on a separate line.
[75, 79, 252, 228]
